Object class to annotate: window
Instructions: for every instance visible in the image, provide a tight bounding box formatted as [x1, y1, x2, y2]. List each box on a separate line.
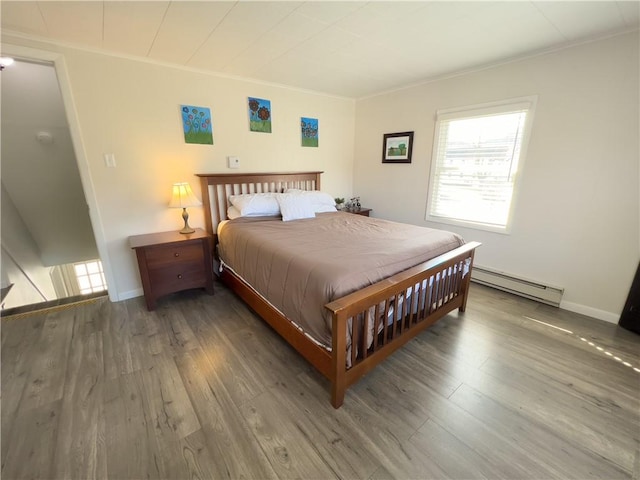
[426, 97, 536, 233]
[74, 260, 107, 294]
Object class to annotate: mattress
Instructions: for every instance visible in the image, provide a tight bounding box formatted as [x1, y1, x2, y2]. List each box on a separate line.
[217, 212, 465, 349]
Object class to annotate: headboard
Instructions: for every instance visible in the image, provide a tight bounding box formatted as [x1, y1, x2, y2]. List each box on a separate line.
[196, 171, 323, 240]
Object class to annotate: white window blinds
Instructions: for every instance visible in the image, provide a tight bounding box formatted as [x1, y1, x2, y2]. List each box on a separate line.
[427, 98, 536, 232]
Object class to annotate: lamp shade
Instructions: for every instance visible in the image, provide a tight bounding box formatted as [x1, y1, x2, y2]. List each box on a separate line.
[168, 182, 201, 208]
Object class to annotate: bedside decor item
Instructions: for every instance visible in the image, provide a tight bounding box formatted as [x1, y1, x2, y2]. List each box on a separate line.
[169, 182, 201, 234]
[248, 97, 272, 133]
[301, 117, 319, 147]
[334, 197, 345, 210]
[181, 105, 213, 145]
[382, 131, 414, 163]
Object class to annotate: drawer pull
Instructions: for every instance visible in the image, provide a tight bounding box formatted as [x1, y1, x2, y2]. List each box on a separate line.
[177, 274, 183, 279]
[174, 252, 180, 257]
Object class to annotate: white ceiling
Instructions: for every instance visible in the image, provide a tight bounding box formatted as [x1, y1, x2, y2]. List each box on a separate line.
[2, 1, 638, 98]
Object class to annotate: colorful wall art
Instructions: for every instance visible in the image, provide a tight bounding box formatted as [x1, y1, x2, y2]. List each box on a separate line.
[248, 97, 272, 133]
[181, 105, 213, 144]
[301, 117, 318, 147]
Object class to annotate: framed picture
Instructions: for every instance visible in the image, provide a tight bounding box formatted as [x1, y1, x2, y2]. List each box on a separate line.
[382, 131, 413, 163]
[301, 117, 318, 147]
[248, 97, 272, 133]
[180, 105, 213, 145]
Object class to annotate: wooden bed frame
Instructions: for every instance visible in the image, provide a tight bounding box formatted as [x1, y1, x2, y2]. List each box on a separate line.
[197, 171, 480, 408]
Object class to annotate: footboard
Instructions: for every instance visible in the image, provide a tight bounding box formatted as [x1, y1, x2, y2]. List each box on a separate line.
[325, 241, 480, 408]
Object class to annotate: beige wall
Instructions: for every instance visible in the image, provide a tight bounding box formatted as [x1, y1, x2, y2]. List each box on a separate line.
[5, 32, 638, 321]
[354, 32, 639, 321]
[3, 36, 355, 300]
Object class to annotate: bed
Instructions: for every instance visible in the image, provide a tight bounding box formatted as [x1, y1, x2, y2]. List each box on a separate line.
[197, 171, 480, 408]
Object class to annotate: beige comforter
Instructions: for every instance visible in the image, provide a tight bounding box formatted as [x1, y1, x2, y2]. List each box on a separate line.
[218, 212, 464, 349]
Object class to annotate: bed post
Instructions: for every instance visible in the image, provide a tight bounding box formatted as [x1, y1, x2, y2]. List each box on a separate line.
[199, 176, 213, 238]
[331, 313, 347, 408]
[459, 248, 476, 312]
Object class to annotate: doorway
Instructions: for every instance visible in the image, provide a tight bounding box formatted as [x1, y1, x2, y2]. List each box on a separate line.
[1, 59, 107, 314]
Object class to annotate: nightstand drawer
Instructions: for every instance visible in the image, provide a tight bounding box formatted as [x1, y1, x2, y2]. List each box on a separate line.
[145, 242, 203, 268]
[150, 261, 207, 297]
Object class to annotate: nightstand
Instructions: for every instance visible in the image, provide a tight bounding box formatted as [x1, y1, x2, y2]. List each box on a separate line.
[129, 228, 214, 310]
[344, 207, 371, 217]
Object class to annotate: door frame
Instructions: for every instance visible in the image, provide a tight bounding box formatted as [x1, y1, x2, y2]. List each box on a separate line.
[3, 43, 118, 302]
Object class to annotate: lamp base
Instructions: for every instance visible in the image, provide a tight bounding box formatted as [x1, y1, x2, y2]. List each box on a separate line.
[179, 207, 195, 234]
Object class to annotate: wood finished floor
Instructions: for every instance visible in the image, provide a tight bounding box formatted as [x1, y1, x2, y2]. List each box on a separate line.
[1, 280, 639, 480]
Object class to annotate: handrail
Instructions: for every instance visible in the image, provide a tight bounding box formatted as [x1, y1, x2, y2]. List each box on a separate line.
[1, 245, 48, 303]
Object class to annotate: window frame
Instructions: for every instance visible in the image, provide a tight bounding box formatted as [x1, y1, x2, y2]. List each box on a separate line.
[425, 96, 537, 234]
[73, 260, 107, 295]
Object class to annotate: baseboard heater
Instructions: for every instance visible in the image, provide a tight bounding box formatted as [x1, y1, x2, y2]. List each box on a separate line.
[471, 265, 564, 307]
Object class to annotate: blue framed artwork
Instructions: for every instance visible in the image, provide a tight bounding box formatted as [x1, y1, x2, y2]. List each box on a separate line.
[248, 97, 272, 133]
[181, 105, 213, 145]
[301, 117, 318, 147]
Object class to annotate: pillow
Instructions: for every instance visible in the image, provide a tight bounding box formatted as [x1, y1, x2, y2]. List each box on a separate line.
[315, 204, 338, 213]
[283, 190, 337, 212]
[276, 193, 317, 221]
[228, 193, 280, 217]
[227, 205, 242, 219]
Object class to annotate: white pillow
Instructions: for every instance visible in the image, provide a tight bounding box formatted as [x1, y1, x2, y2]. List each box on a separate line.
[277, 193, 316, 221]
[315, 204, 338, 213]
[228, 193, 280, 217]
[227, 205, 242, 219]
[282, 190, 337, 212]
[308, 191, 337, 209]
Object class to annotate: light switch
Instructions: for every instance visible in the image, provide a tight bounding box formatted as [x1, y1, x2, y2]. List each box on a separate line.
[104, 153, 116, 168]
[227, 156, 240, 169]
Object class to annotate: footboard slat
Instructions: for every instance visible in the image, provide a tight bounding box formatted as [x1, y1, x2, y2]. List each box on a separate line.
[351, 316, 359, 367]
[401, 288, 410, 332]
[373, 303, 381, 350]
[327, 241, 480, 408]
[409, 281, 419, 327]
[382, 300, 391, 341]
[394, 293, 402, 337]
[452, 264, 460, 297]
[438, 269, 446, 310]
[362, 311, 370, 360]
[444, 267, 452, 303]
[424, 276, 433, 317]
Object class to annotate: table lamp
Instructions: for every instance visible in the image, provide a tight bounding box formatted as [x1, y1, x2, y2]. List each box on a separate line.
[169, 182, 201, 234]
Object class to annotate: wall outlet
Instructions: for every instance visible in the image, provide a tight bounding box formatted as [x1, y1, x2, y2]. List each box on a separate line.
[227, 156, 240, 169]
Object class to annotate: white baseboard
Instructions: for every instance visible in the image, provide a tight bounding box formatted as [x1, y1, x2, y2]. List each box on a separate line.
[117, 288, 144, 301]
[560, 300, 620, 324]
